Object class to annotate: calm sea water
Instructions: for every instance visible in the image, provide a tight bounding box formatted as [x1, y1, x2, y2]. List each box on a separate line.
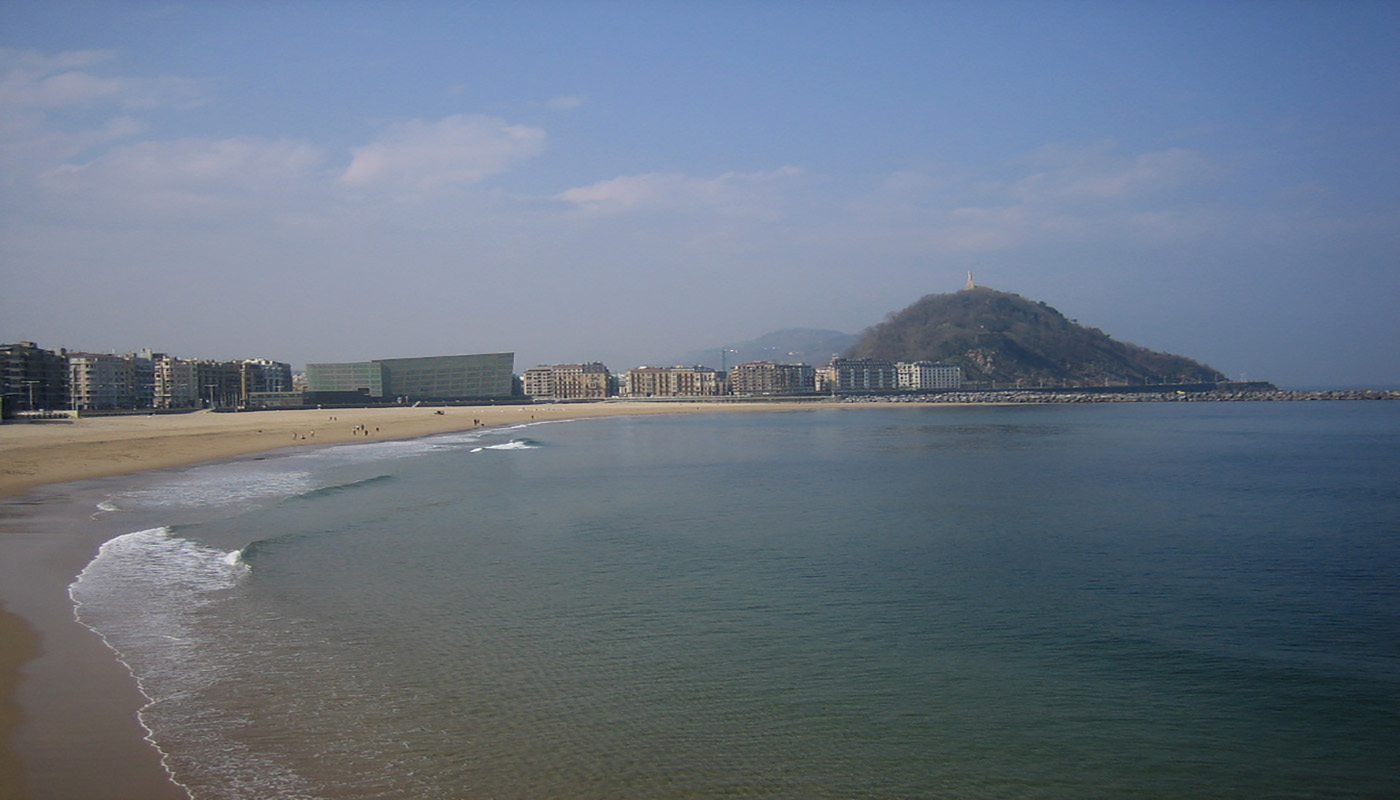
[70, 403, 1400, 799]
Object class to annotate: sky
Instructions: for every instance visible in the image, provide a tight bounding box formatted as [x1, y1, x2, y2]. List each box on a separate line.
[2, 1, 1397, 388]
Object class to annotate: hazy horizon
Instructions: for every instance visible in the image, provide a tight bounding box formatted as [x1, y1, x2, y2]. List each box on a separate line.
[3, 2, 1397, 388]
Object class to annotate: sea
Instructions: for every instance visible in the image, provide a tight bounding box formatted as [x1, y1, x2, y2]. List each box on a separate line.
[66, 402, 1399, 799]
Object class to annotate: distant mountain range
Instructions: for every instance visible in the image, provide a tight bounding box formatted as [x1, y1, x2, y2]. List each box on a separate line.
[678, 286, 1227, 387]
[847, 286, 1227, 386]
[670, 328, 859, 370]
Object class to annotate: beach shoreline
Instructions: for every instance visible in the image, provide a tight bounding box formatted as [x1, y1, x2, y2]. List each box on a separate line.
[0, 400, 850, 800]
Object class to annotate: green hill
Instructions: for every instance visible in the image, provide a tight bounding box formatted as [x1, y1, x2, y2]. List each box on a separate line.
[847, 287, 1227, 387]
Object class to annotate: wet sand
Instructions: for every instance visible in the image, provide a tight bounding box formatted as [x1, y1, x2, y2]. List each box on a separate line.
[0, 400, 841, 799]
[0, 609, 39, 800]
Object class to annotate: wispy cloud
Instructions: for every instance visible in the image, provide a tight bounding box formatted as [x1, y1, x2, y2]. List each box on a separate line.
[0, 48, 204, 110]
[0, 48, 205, 172]
[1007, 142, 1221, 203]
[340, 114, 545, 193]
[547, 95, 586, 110]
[40, 137, 324, 221]
[556, 167, 803, 217]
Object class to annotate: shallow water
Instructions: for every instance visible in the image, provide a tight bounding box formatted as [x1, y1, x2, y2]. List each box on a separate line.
[70, 403, 1400, 798]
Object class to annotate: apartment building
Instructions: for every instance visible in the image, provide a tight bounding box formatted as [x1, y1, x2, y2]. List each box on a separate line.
[522, 366, 554, 399]
[552, 363, 612, 399]
[68, 353, 137, 410]
[624, 365, 724, 397]
[728, 361, 816, 395]
[896, 361, 963, 390]
[154, 356, 200, 408]
[524, 362, 614, 400]
[1, 341, 68, 412]
[131, 350, 158, 409]
[820, 357, 899, 393]
[240, 359, 295, 397]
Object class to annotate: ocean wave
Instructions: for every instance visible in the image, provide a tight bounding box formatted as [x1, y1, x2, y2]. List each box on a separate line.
[69, 526, 315, 799]
[72, 527, 248, 603]
[284, 473, 395, 502]
[234, 538, 271, 565]
[107, 469, 319, 513]
[469, 438, 541, 453]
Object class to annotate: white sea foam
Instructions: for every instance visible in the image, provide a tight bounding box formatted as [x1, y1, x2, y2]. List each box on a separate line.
[470, 440, 540, 453]
[483, 439, 538, 450]
[73, 527, 244, 600]
[71, 526, 317, 799]
[59, 419, 573, 798]
[103, 434, 459, 516]
[98, 418, 567, 518]
[109, 468, 318, 513]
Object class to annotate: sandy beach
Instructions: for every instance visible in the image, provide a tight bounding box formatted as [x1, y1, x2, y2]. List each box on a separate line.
[0, 400, 837, 800]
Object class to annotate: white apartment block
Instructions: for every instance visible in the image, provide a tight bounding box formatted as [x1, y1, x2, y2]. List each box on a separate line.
[897, 361, 963, 390]
[154, 356, 200, 408]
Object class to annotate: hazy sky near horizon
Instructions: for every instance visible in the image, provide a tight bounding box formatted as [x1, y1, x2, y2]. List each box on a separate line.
[2, 1, 1397, 387]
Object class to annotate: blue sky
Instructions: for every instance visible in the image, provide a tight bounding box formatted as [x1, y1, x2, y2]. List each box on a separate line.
[2, 1, 1397, 387]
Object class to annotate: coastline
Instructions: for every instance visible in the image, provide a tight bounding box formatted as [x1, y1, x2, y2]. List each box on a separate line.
[5, 395, 1391, 797]
[0, 401, 842, 800]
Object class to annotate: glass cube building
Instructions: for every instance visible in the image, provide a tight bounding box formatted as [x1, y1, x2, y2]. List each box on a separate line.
[306, 352, 514, 403]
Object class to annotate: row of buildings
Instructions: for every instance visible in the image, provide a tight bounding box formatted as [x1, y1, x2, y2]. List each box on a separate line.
[523, 358, 961, 399]
[3, 340, 962, 416]
[2, 342, 295, 413]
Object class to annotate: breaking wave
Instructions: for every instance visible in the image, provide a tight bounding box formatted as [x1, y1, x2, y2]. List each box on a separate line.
[285, 474, 395, 502]
[469, 438, 541, 453]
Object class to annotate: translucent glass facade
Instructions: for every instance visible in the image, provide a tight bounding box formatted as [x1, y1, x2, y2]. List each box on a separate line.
[305, 361, 385, 397]
[306, 353, 514, 401]
[378, 353, 514, 400]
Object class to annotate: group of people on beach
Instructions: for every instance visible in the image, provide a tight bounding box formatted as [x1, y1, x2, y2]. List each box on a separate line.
[287, 419, 381, 440]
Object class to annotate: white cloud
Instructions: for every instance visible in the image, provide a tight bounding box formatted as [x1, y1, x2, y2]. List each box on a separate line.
[40, 137, 324, 221]
[0, 112, 146, 171]
[0, 49, 205, 174]
[0, 48, 204, 110]
[556, 167, 803, 216]
[340, 114, 545, 192]
[1008, 142, 1219, 203]
[5, 68, 137, 108]
[547, 95, 586, 110]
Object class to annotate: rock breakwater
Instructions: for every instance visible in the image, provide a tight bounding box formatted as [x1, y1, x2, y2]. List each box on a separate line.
[836, 389, 1400, 404]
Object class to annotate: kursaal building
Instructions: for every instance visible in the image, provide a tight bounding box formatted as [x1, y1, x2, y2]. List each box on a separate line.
[305, 353, 515, 404]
